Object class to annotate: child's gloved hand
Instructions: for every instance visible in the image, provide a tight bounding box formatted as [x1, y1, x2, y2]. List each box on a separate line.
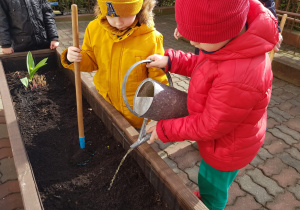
[146, 54, 168, 69]
[146, 125, 159, 144]
[67, 46, 82, 63]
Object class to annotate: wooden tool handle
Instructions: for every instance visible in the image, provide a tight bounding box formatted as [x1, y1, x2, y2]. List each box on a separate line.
[71, 4, 84, 138]
[269, 14, 288, 63]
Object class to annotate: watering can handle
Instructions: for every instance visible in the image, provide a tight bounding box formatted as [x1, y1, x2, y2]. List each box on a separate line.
[122, 59, 173, 116]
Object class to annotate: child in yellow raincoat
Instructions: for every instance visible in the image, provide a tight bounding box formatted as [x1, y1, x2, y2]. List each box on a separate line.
[61, 0, 167, 128]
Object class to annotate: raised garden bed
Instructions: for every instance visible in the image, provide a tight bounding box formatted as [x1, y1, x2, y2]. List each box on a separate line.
[0, 49, 207, 210]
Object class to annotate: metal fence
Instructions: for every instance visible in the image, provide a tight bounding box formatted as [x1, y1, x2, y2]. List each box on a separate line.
[49, 0, 97, 15]
[277, 10, 300, 31]
[276, 0, 300, 30]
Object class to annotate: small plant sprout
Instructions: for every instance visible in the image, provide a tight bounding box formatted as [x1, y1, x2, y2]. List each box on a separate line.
[20, 51, 48, 88]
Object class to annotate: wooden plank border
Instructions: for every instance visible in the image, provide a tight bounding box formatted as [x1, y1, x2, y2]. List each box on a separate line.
[0, 59, 43, 210]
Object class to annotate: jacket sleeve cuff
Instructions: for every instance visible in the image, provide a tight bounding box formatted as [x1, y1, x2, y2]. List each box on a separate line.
[65, 50, 73, 65]
[51, 37, 59, 41]
[161, 56, 170, 73]
[60, 49, 74, 70]
[156, 120, 170, 143]
[1, 44, 11, 48]
[164, 49, 174, 72]
[166, 56, 171, 72]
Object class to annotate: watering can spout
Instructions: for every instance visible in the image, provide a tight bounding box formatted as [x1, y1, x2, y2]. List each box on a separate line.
[130, 118, 151, 149]
[130, 133, 151, 149]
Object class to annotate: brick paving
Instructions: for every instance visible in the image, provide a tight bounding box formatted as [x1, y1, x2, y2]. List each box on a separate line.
[0, 13, 300, 209]
[0, 94, 23, 209]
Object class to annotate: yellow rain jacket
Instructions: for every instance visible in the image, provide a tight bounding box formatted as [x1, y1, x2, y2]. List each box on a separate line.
[61, 17, 168, 128]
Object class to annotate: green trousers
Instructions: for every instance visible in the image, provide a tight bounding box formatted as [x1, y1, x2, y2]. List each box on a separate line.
[198, 159, 239, 210]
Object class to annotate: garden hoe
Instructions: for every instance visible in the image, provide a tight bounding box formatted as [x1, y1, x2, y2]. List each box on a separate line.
[71, 4, 94, 165]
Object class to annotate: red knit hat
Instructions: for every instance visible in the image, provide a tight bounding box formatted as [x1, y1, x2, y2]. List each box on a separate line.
[175, 0, 250, 43]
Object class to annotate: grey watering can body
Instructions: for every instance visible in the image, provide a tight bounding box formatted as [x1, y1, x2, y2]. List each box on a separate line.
[132, 78, 189, 121]
[122, 60, 189, 149]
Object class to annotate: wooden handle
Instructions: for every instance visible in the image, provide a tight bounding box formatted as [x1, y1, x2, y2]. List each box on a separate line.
[72, 4, 79, 48]
[269, 14, 288, 63]
[72, 4, 84, 138]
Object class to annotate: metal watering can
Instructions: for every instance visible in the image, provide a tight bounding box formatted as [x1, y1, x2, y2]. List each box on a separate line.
[122, 60, 189, 149]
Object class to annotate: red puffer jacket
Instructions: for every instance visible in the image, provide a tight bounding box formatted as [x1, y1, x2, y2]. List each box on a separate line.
[156, 0, 279, 171]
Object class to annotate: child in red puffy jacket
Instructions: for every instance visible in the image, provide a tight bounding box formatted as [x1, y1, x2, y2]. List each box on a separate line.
[146, 0, 279, 209]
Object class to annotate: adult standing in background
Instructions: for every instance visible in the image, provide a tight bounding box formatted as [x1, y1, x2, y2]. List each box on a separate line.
[0, 0, 59, 54]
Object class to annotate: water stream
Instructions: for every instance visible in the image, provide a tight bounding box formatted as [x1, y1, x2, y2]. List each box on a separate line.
[108, 148, 133, 190]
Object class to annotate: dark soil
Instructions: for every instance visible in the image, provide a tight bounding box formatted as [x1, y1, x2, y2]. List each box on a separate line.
[6, 67, 170, 210]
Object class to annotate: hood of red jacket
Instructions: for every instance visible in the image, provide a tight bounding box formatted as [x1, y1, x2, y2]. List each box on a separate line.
[206, 0, 279, 61]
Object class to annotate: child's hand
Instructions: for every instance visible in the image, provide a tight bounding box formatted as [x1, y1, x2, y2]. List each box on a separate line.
[146, 125, 159, 144]
[273, 33, 283, 53]
[2, 47, 14, 54]
[67, 46, 82, 63]
[146, 54, 168, 69]
[174, 28, 182, 40]
[50, 41, 59, 49]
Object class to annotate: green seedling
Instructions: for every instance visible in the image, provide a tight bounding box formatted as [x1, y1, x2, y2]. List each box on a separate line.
[20, 51, 48, 88]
